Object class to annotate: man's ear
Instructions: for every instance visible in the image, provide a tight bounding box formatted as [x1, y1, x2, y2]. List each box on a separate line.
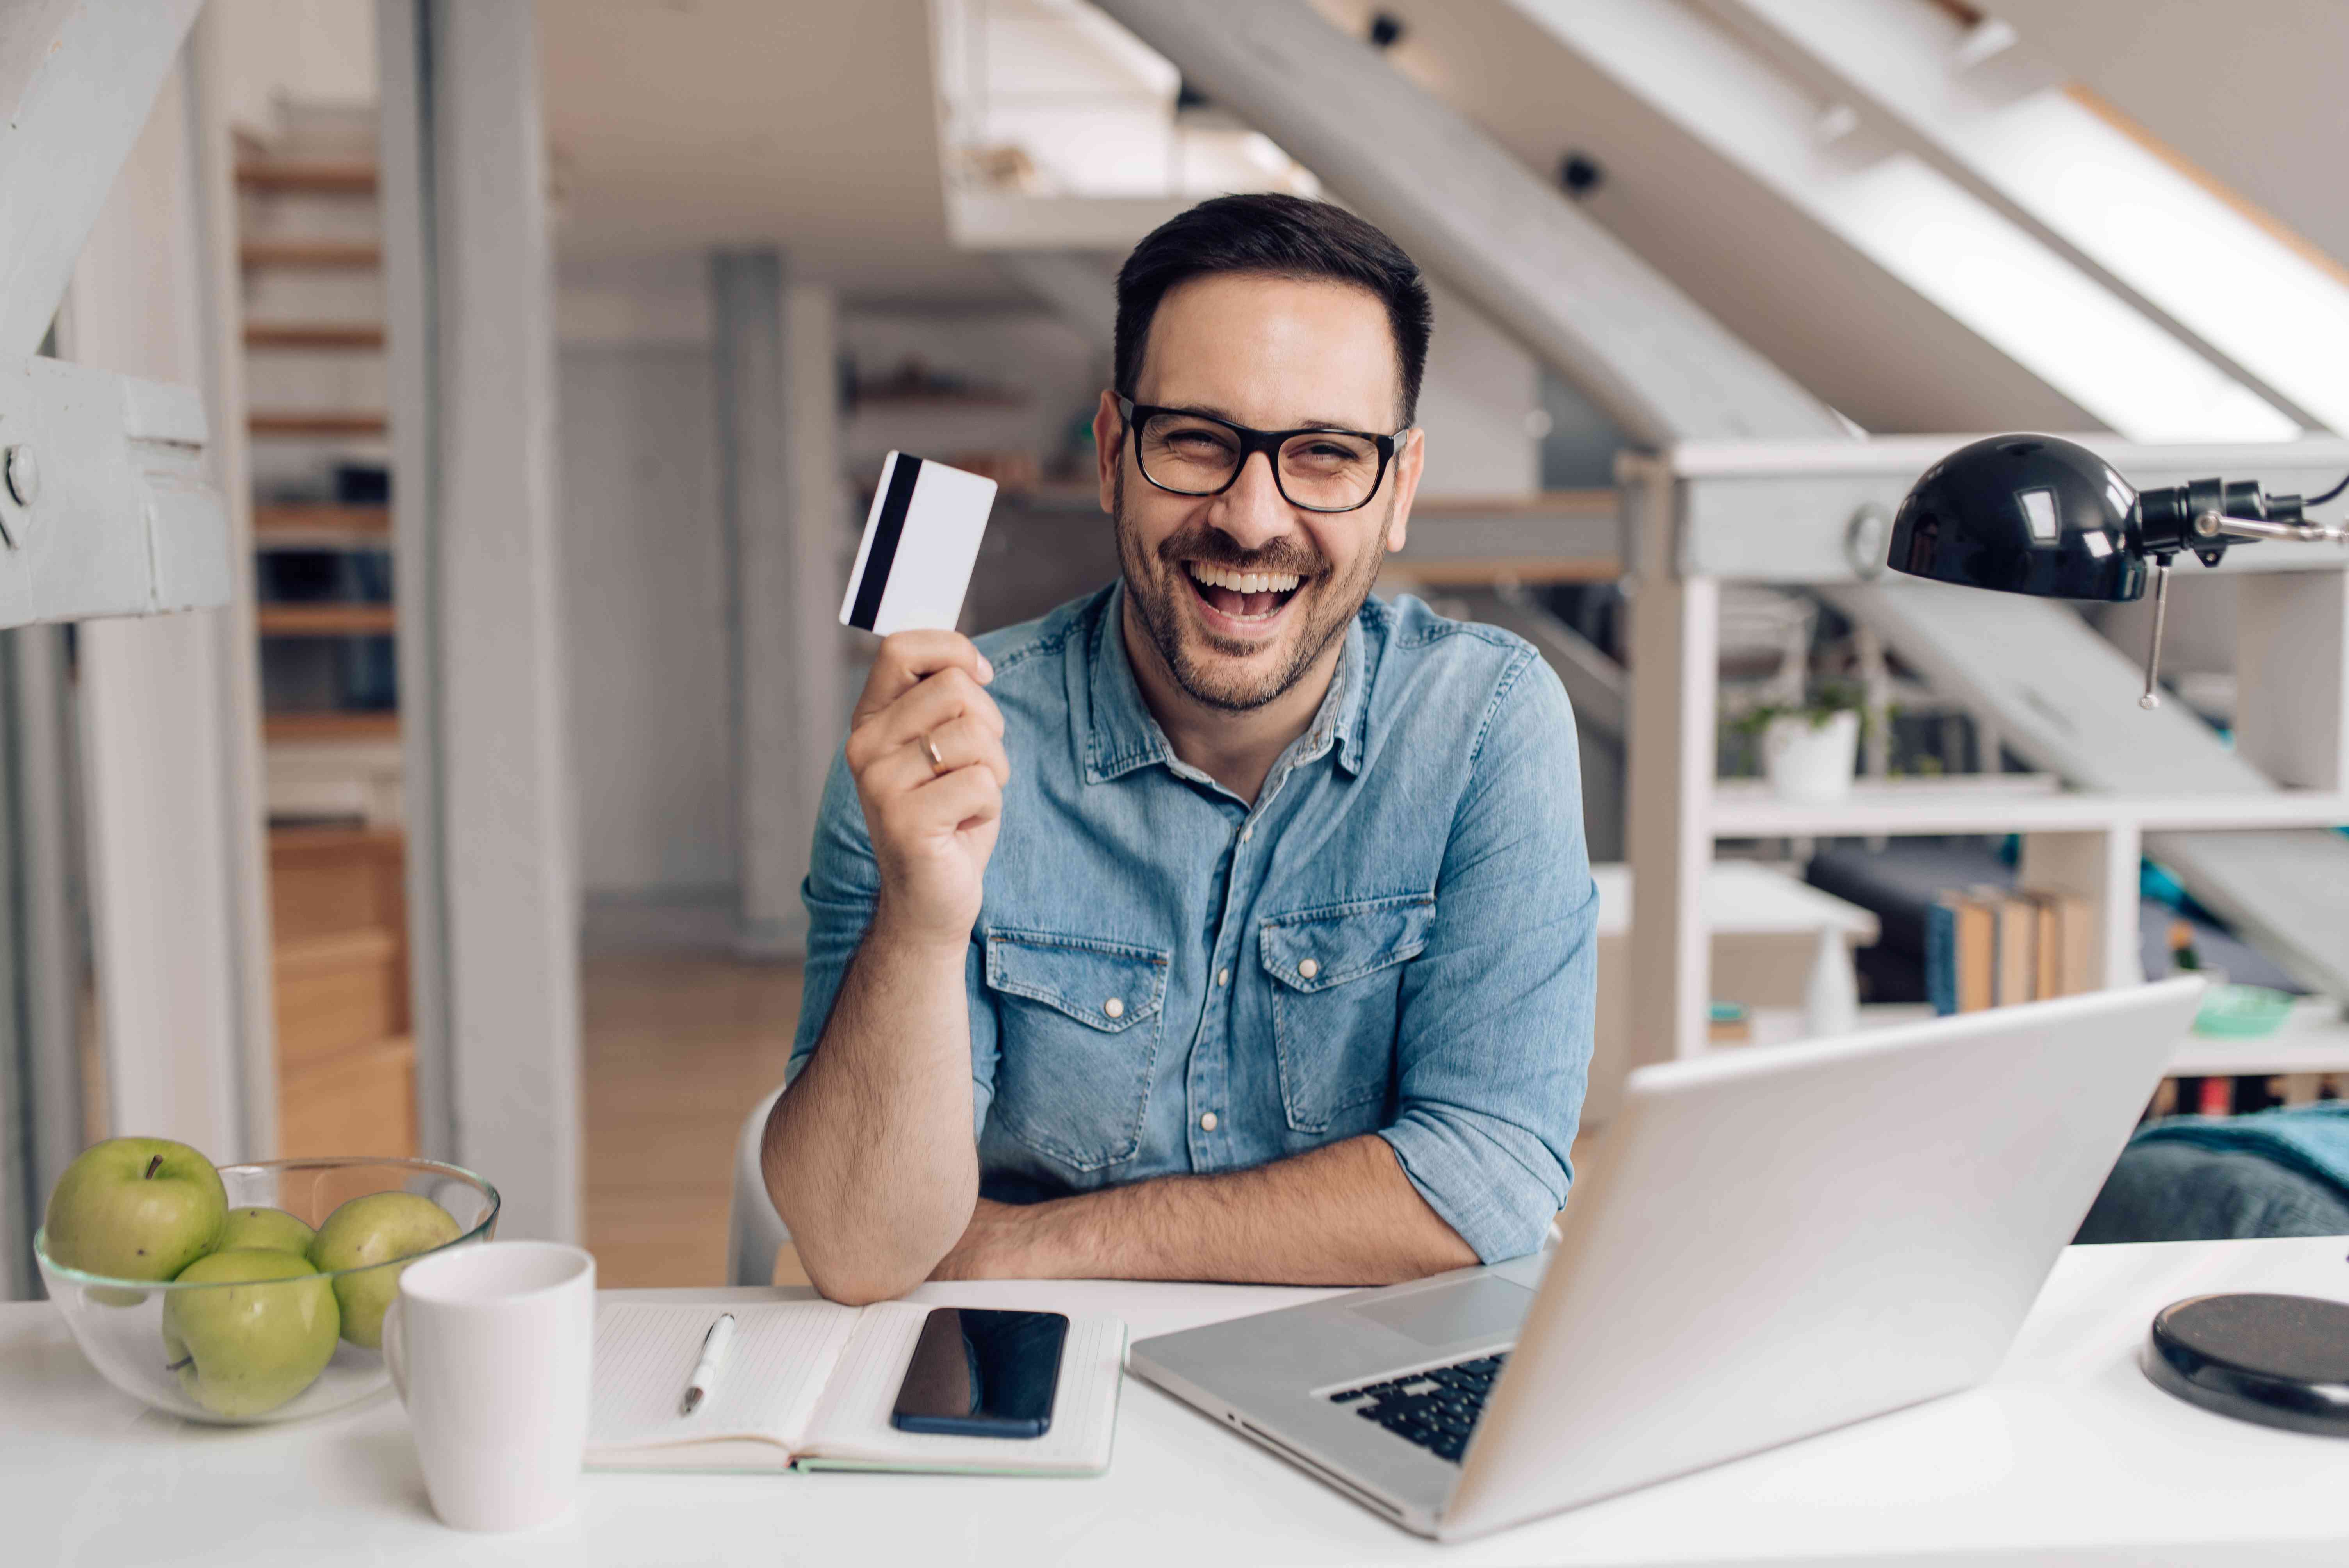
[1385, 427, 1424, 554]
[1092, 391, 1124, 515]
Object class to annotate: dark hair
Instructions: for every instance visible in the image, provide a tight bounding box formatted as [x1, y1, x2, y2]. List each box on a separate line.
[1113, 194, 1433, 428]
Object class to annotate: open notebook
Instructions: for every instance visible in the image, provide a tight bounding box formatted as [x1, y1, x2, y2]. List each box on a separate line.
[587, 1299, 1126, 1475]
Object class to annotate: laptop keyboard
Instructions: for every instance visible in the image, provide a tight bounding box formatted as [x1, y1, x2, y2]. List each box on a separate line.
[1326, 1352, 1508, 1465]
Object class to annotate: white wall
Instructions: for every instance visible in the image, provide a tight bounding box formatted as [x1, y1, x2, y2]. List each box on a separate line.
[560, 344, 736, 901]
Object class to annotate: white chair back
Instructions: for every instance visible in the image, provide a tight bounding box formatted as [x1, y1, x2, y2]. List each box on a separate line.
[727, 1084, 791, 1287]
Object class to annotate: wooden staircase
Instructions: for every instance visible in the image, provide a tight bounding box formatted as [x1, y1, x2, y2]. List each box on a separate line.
[238, 103, 417, 1159]
[270, 828, 415, 1158]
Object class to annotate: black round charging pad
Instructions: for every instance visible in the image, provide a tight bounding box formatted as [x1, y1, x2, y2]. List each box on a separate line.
[2142, 1292, 2349, 1436]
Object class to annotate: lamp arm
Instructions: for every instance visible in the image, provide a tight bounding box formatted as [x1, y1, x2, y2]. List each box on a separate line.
[2196, 512, 2349, 547]
[2137, 557, 2173, 711]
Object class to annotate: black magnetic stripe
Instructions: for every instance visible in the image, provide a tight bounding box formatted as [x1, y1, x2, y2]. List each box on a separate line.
[849, 453, 923, 630]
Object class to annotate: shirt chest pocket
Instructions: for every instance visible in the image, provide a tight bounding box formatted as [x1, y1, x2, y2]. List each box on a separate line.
[983, 930, 1170, 1173]
[1258, 894, 1436, 1134]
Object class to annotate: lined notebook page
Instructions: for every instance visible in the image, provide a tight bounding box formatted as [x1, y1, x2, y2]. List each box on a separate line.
[799, 1303, 1127, 1474]
[588, 1299, 860, 1461]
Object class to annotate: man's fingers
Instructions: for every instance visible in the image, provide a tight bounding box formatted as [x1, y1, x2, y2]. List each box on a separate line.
[846, 668, 1003, 776]
[917, 764, 1003, 831]
[852, 631, 994, 723]
[864, 717, 1010, 798]
[875, 763, 1001, 843]
[857, 666, 1003, 755]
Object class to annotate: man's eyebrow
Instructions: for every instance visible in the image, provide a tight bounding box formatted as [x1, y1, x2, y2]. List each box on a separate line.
[1153, 401, 1383, 433]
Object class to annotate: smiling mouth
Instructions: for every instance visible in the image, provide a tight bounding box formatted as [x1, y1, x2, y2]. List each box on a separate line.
[1184, 560, 1307, 623]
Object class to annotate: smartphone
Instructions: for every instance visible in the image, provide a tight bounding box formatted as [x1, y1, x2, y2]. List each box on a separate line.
[888, 1308, 1068, 1439]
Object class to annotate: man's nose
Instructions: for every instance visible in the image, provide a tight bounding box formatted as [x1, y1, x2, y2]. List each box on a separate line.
[1207, 449, 1292, 552]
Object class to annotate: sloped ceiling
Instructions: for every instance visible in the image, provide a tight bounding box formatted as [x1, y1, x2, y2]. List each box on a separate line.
[1312, 0, 2100, 435]
[1998, 0, 2349, 274]
[539, 0, 1018, 304]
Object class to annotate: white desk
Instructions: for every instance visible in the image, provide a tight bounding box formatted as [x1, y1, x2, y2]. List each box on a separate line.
[7, 1238, 2349, 1566]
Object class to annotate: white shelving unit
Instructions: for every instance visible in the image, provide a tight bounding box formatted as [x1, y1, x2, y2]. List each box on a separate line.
[2171, 1002, 2349, 1078]
[1617, 437, 2349, 1078]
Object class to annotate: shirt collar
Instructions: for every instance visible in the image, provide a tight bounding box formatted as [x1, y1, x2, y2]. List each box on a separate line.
[1084, 581, 1369, 785]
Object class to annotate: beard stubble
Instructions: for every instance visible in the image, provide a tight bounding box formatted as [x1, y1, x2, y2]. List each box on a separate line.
[1112, 464, 1387, 714]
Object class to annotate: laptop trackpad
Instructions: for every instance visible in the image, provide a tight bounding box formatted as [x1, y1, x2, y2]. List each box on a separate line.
[1351, 1276, 1533, 1347]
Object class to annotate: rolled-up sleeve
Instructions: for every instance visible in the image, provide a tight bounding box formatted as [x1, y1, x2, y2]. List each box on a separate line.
[1377, 652, 1597, 1262]
[787, 746, 1000, 1135]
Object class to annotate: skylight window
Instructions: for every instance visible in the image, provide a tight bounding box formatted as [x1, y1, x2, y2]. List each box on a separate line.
[1510, 0, 2301, 443]
[1727, 0, 2349, 437]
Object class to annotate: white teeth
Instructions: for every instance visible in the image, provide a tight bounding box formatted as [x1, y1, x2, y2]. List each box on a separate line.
[1186, 561, 1302, 595]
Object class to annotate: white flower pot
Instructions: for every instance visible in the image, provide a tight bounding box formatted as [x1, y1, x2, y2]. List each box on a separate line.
[1761, 709, 1860, 804]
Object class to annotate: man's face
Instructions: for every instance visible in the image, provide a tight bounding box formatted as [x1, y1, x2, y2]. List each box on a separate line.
[1096, 273, 1422, 714]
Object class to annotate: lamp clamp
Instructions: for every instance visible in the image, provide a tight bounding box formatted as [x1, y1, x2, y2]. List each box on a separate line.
[2112, 474, 2346, 707]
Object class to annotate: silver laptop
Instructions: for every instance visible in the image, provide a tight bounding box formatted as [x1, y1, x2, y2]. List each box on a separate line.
[1129, 977, 2205, 1541]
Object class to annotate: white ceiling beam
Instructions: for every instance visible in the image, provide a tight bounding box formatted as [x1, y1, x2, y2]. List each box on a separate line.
[1087, 0, 1844, 446]
[0, 0, 204, 362]
[0, 0, 228, 633]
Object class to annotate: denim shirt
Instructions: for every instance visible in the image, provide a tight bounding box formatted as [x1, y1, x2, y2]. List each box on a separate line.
[791, 583, 1597, 1263]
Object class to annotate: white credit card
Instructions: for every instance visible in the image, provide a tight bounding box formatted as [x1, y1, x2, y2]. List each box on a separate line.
[839, 451, 999, 636]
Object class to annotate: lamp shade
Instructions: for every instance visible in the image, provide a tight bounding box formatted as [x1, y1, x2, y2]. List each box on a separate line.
[1887, 435, 2148, 602]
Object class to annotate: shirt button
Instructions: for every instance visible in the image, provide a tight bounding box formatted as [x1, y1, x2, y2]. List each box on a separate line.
[1298, 957, 1320, 980]
[1104, 996, 1125, 1019]
[1199, 1111, 1219, 1131]
[1216, 967, 1229, 986]
[1240, 825, 1253, 843]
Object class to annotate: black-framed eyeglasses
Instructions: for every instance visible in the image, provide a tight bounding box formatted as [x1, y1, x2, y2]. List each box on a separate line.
[1116, 395, 1405, 515]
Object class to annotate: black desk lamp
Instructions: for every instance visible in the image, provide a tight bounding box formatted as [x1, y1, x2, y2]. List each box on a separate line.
[1887, 434, 2349, 707]
[1888, 434, 2349, 1435]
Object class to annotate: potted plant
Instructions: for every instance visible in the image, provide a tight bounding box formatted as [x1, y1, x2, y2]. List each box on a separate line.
[1733, 681, 1870, 804]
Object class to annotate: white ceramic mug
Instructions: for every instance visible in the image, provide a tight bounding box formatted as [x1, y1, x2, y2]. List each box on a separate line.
[382, 1240, 596, 1532]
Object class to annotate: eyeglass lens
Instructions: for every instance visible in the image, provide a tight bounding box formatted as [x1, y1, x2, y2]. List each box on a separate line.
[1137, 412, 1381, 510]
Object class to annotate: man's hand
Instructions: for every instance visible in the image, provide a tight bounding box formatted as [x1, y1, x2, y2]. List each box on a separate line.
[763, 630, 1009, 1305]
[843, 630, 1011, 948]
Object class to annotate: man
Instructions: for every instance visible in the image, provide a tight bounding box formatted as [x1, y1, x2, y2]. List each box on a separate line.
[764, 194, 1596, 1304]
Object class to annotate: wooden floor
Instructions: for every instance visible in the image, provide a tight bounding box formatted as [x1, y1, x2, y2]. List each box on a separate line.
[581, 955, 802, 1288]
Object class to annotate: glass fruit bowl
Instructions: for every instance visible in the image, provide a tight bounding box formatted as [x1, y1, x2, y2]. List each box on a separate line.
[34, 1157, 498, 1425]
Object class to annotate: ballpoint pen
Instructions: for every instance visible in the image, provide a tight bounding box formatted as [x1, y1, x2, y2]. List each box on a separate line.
[681, 1313, 737, 1417]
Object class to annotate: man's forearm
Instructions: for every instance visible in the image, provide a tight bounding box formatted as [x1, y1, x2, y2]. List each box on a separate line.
[936, 1134, 1477, 1286]
[764, 916, 978, 1303]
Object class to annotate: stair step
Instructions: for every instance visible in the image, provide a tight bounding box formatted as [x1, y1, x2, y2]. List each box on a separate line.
[257, 603, 396, 636]
[275, 925, 397, 974]
[245, 322, 385, 350]
[264, 711, 399, 744]
[250, 411, 388, 438]
[279, 1037, 417, 1161]
[241, 240, 380, 270]
[253, 502, 390, 546]
[275, 932, 405, 1067]
[237, 161, 377, 196]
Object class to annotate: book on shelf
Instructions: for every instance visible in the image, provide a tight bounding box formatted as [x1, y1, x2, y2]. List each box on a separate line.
[2151, 1074, 2349, 1121]
[1927, 887, 2094, 1016]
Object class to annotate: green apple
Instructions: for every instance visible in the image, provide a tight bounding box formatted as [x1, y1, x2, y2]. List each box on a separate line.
[43, 1137, 227, 1284]
[217, 1206, 315, 1256]
[162, 1249, 341, 1418]
[308, 1192, 461, 1349]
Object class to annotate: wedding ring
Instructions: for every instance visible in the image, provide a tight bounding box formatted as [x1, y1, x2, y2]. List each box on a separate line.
[921, 732, 948, 775]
